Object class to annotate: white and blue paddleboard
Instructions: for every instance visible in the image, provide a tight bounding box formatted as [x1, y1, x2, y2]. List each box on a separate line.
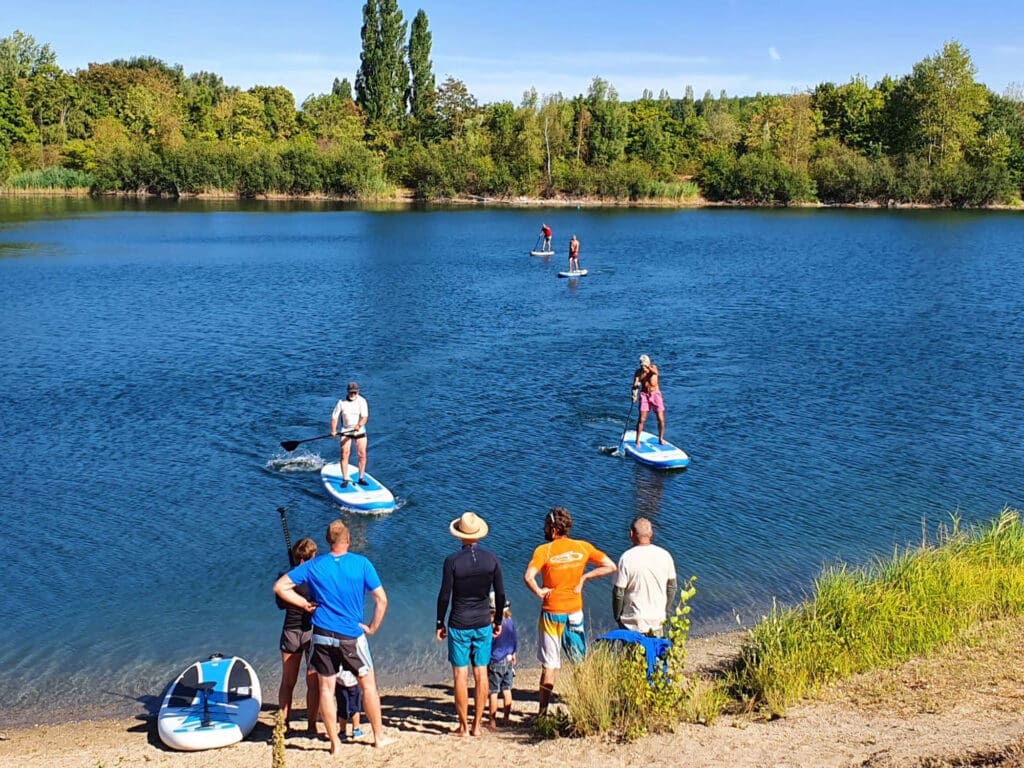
[157, 654, 262, 752]
[321, 462, 396, 514]
[530, 249, 555, 257]
[620, 430, 690, 469]
[557, 269, 588, 278]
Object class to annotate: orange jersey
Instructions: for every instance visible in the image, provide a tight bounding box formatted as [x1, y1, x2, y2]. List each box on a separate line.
[528, 538, 608, 613]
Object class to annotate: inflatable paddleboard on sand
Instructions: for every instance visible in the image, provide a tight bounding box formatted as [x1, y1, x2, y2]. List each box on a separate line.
[157, 654, 261, 752]
[321, 461, 396, 513]
[620, 430, 689, 469]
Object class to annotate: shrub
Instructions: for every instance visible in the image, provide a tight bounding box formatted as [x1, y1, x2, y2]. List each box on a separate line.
[549, 577, 721, 741]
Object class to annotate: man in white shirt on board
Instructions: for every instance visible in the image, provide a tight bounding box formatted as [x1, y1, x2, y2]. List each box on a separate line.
[331, 381, 370, 487]
[612, 517, 677, 637]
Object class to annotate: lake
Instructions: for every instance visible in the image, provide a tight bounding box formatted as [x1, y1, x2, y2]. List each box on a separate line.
[1, 198, 1023, 726]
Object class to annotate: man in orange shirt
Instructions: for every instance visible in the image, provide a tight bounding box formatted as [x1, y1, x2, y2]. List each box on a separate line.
[523, 506, 616, 715]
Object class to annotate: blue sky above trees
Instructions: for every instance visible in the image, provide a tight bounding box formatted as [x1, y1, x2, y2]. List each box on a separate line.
[11, 0, 1023, 103]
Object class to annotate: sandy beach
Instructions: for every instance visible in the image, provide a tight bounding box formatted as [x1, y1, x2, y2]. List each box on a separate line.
[3, 623, 1023, 768]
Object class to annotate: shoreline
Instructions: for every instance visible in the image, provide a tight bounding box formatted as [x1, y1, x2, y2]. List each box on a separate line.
[1, 188, 1021, 210]
[2, 623, 1024, 767]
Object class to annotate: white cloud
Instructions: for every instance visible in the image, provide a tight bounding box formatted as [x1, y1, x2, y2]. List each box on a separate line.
[769, 47, 781, 61]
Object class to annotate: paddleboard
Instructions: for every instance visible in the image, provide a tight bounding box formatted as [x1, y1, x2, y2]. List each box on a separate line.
[321, 461, 396, 513]
[620, 430, 690, 469]
[557, 269, 588, 278]
[530, 249, 555, 257]
[157, 654, 261, 752]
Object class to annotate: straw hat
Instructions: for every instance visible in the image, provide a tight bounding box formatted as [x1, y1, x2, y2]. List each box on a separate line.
[449, 511, 489, 541]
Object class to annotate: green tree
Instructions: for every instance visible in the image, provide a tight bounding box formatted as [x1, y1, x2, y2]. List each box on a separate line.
[0, 86, 38, 150]
[813, 76, 884, 154]
[908, 41, 988, 166]
[332, 77, 353, 101]
[22, 62, 78, 146]
[355, 0, 409, 131]
[299, 93, 365, 145]
[109, 56, 186, 89]
[249, 85, 297, 140]
[0, 30, 56, 83]
[586, 77, 628, 166]
[435, 76, 478, 138]
[212, 91, 268, 145]
[407, 9, 435, 123]
[984, 90, 1024, 192]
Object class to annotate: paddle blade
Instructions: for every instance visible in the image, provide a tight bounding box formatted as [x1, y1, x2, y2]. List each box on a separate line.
[280, 440, 301, 452]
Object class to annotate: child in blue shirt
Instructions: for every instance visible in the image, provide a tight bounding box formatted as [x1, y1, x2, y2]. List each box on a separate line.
[335, 670, 364, 740]
[487, 598, 518, 726]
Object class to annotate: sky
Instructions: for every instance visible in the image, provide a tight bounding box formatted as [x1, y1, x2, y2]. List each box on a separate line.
[8, 1, 1023, 105]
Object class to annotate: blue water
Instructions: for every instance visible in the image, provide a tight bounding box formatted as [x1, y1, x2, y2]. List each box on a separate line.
[2, 200, 1023, 726]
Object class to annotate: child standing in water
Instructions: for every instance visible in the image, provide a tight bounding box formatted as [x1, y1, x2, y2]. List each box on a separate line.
[487, 597, 518, 727]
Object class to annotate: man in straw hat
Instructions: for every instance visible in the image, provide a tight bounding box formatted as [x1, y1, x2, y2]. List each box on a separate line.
[436, 511, 507, 736]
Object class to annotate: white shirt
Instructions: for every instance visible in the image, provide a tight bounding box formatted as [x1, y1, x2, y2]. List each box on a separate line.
[614, 544, 677, 633]
[331, 394, 368, 433]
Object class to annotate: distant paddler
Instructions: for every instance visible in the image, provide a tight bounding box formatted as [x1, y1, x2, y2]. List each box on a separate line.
[540, 223, 553, 251]
[568, 234, 580, 272]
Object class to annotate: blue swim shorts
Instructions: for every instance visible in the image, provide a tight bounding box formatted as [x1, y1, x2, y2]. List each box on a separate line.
[447, 626, 493, 668]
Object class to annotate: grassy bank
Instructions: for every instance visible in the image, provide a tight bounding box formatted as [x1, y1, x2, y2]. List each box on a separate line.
[730, 507, 1024, 716]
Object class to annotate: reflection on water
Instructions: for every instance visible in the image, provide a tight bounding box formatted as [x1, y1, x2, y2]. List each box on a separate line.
[633, 463, 670, 520]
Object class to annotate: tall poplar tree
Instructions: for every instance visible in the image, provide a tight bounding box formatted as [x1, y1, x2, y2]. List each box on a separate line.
[355, 0, 381, 121]
[355, 0, 409, 131]
[407, 9, 436, 123]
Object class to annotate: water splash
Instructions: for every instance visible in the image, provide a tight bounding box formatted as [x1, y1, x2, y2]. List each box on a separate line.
[266, 451, 324, 473]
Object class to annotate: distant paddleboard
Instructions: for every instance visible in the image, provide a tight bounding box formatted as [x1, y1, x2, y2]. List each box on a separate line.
[530, 249, 556, 257]
[557, 269, 588, 278]
[157, 654, 261, 752]
[620, 430, 689, 469]
[321, 462, 396, 513]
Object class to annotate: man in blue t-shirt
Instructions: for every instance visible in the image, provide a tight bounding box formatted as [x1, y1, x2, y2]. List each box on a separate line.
[275, 519, 395, 752]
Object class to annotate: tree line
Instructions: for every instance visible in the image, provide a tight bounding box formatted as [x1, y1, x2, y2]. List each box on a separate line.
[1, 10, 1022, 206]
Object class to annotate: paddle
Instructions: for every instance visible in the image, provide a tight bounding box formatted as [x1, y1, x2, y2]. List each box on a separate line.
[279, 433, 335, 452]
[278, 506, 296, 567]
[275, 507, 296, 610]
[616, 399, 637, 456]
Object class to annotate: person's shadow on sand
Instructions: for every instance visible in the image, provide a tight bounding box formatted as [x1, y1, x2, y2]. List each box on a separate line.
[381, 683, 541, 740]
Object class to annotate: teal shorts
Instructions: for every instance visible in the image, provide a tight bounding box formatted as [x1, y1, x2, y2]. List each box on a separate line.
[447, 626, 493, 668]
